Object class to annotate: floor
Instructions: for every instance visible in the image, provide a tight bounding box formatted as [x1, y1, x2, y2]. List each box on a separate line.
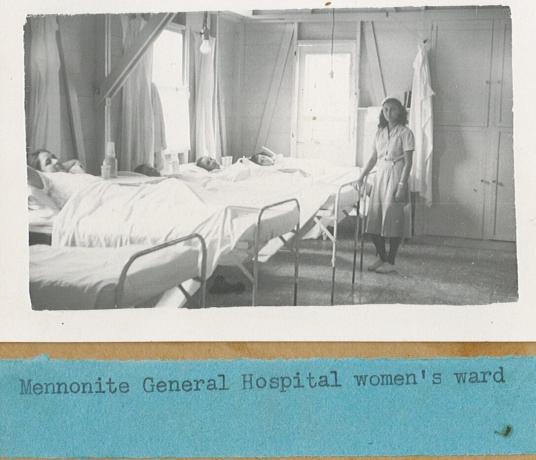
[189, 223, 518, 308]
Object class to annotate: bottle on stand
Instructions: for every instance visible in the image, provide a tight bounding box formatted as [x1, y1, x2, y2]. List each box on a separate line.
[101, 141, 118, 179]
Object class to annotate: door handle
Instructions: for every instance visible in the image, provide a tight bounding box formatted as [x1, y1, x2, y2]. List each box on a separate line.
[480, 179, 491, 184]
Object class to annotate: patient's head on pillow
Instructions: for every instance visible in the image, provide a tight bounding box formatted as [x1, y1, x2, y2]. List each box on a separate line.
[134, 164, 161, 177]
[196, 156, 220, 172]
[250, 152, 275, 166]
[27, 149, 66, 173]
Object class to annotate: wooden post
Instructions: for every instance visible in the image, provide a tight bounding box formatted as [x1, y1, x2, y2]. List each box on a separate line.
[215, 14, 227, 158]
[96, 13, 175, 106]
[364, 21, 386, 103]
[354, 21, 362, 166]
[57, 18, 86, 166]
[290, 22, 299, 158]
[254, 23, 294, 152]
[231, 20, 245, 157]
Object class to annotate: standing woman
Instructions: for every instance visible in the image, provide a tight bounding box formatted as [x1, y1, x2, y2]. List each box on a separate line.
[357, 98, 415, 273]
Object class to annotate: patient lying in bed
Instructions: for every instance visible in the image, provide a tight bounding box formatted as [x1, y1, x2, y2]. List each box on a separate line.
[196, 156, 221, 172]
[195, 152, 274, 171]
[27, 149, 101, 209]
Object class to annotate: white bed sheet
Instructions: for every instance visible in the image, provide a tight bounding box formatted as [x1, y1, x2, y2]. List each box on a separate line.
[185, 168, 335, 262]
[29, 208, 57, 234]
[30, 244, 200, 310]
[50, 178, 270, 277]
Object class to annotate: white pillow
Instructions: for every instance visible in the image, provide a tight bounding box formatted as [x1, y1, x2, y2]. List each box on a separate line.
[68, 162, 86, 174]
[28, 185, 60, 212]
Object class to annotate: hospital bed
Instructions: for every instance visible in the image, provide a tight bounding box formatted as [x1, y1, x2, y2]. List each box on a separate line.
[28, 173, 302, 308]
[181, 155, 364, 305]
[218, 199, 301, 307]
[257, 150, 364, 305]
[30, 233, 207, 310]
[178, 165, 340, 306]
[308, 171, 361, 305]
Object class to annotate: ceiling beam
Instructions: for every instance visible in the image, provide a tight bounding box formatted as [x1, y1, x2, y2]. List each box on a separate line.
[235, 6, 509, 23]
[96, 13, 175, 106]
[57, 17, 86, 165]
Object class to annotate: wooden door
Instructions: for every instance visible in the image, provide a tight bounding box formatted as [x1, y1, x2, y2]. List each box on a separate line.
[432, 19, 494, 128]
[492, 20, 513, 129]
[422, 18, 516, 241]
[423, 19, 494, 239]
[491, 130, 516, 240]
[484, 19, 515, 241]
[295, 41, 357, 166]
[424, 127, 490, 239]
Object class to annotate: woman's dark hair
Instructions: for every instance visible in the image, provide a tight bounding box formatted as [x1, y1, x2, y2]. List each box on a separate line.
[27, 148, 52, 171]
[378, 98, 408, 128]
[250, 152, 267, 165]
[134, 164, 160, 177]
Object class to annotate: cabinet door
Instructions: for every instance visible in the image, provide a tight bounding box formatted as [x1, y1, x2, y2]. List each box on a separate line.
[424, 127, 490, 239]
[491, 130, 516, 241]
[432, 20, 494, 128]
[493, 20, 513, 128]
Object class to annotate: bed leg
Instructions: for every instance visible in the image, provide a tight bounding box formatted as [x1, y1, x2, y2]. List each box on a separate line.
[330, 192, 341, 306]
[359, 213, 366, 272]
[330, 224, 337, 306]
[178, 285, 193, 305]
[199, 237, 208, 308]
[252, 257, 259, 307]
[352, 205, 359, 285]
[199, 278, 207, 309]
[293, 226, 300, 306]
[330, 265, 336, 305]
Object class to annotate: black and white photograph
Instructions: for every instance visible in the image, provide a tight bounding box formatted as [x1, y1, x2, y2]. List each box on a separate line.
[1, 0, 532, 341]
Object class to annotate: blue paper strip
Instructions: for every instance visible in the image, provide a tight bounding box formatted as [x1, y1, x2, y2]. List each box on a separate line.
[0, 356, 535, 458]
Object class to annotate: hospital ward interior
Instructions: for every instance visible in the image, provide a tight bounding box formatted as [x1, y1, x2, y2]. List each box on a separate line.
[25, 6, 517, 310]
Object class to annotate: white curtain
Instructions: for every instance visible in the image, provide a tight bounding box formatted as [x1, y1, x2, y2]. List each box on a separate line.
[194, 35, 218, 161]
[119, 15, 155, 170]
[28, 16, 62, 156]
[409, 43, 435, 206]
[151, 82, 167, 169]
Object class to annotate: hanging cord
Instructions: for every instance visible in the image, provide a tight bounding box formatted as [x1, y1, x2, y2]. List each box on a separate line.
[329, 8, 335, 78]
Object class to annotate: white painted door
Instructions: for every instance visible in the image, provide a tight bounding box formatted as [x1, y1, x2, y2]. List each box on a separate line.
[294, 41, 356, 166]
[492, 20, 513, 129]
[488, 20, 515, 241]
[487, 129, 516, 241]
[420, 18, 515, 241]
[424, 127, 490, 239]
[432, 20, 494, 128]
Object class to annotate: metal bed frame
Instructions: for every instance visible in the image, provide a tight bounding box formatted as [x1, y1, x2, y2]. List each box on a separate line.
[29, 231, 208, 308]
[257, 147, 367, 304]
[312, 179, 361, 305]
[112, 233, 207, 308]
[227, 178, 364, 307]
[223, 198, 301, 307]
[355, 171, 376, 275]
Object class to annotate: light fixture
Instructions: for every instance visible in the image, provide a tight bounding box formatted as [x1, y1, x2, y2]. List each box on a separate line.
[199, 11, 211, 55]
[329, 8, 335, 78]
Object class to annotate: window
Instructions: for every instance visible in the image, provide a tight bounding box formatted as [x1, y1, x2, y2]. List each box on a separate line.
[152, 25, 190, 156]
[295, 41, 356, 166]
